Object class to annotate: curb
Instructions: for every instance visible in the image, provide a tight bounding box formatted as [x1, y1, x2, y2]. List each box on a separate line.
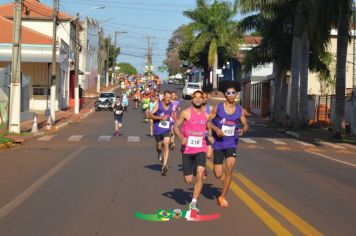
[54, 121, 70, 131]
[285, 131, 301, 139]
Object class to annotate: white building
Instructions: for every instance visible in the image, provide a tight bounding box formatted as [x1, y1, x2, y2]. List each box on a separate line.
[79, 17, 100, 92]
[0, 0, 76, 111]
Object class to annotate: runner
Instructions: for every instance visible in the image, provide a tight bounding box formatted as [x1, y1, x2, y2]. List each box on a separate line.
[203, 92, 214, 159]
[133, 90, 140, 109]
[173, 90, 209, 212]
[122, 92, 129, 111]
[113, 96, 126, 136]
[142, 94, 150, 123]
[149, 94, 157, 136]
[149, 91, 173, 176]
[169, 91, 181, 150]
[209, 83, 248, 207]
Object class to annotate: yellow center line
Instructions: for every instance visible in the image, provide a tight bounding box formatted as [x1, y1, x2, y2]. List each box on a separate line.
[234, 173, 323, 236]
[206, 161, 293, 236]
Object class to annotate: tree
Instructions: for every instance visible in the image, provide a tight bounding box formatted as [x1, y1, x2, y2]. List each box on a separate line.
[238, 2, 294, 124]
[334, 0, 352, 138]
[104, 37, 120, 69]
[117, 62, 137, 75]
[240, 0, 334, 127]
[164, 25, 186, 75]
[183, 0, 241, 90]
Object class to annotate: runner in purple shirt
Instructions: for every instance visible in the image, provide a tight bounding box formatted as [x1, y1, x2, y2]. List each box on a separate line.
[209, 82, 248, 208]
[169, 91, 181, 150]
[149, 91, 173, 176]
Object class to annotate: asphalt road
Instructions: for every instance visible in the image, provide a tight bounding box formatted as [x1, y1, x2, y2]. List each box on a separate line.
[0, 84, 355, 236]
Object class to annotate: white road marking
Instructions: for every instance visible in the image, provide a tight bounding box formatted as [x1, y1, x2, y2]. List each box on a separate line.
[265, 138, 287, 145]
[128, 136, 140, 142]
[310, 152, 356, 168]
[295, 141, 315, 147]
[240, 138, 257, 144]
[68, 135, 83, 142]
[98, 136, 112, 141]
[319, 142, 346, 149]
[0, 146, 87, 219]
[37, 135, 56, 141]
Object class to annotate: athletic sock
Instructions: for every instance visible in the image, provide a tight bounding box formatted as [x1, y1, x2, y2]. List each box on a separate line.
[191, 198, 197, 203]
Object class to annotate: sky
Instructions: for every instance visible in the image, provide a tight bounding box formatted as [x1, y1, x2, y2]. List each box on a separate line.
[0, 0, 239, 80]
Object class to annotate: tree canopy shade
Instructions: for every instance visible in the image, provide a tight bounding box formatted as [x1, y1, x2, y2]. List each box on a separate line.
[182, 0, 242, 90]
[239, 0, 339, 128]
[117, 62, 137, 75]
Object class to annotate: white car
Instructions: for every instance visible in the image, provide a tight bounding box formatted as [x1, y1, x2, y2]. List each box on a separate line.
[95, 92, 116, 111]
[182, 82, 202, 99]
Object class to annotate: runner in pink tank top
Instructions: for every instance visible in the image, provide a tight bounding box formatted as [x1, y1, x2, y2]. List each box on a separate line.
[173, 90, 209, 213]
[182, 107, 207, 154]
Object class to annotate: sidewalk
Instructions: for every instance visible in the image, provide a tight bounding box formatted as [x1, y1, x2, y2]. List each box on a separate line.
[208, 94, 356, 145]
[0, 85, 117, 147]
[248, 115, 356, 145]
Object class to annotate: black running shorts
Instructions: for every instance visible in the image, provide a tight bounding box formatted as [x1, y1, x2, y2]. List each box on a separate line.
[213, 148, 237, 165]
[182, 152, 206, 176]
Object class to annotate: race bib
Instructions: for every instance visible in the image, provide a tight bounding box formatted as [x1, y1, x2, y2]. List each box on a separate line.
[187, 136, 203, 148]
[115, 110, 123, 115]
[159, 121, 170, 129]
[221, 125, 235, 136]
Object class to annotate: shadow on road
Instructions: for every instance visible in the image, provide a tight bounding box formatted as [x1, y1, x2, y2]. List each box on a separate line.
[162, 184, 221, 205]
[144, 164, 161, 172]
[162, 188, 192, 205]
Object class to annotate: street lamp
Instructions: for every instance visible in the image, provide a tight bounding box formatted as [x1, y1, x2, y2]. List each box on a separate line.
[59, 5, 105, 26]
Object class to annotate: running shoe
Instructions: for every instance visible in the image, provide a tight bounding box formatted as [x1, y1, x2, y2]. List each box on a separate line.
[161, 165, 168, 176]
[217, 196, 229, 207]
[158, 155, 163, 163]
[188, 202, 200, 213]
[169, 143, 176, 150]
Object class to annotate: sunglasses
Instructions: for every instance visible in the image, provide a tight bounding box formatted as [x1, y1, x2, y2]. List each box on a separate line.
[225, 91, 237, 96]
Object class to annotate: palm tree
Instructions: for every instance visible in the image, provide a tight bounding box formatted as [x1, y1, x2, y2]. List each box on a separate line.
[238, 2, 293, 123]
[183, 0, 240, 90]
[333, 0, 352, 138]
[240, 0, 335, 128]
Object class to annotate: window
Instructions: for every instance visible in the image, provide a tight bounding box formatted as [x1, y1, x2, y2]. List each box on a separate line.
[33, 87, 50, 96]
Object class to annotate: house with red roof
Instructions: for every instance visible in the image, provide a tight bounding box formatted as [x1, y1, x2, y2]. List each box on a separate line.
[0, 0, 80, 112]
[0, 15, 69, 118]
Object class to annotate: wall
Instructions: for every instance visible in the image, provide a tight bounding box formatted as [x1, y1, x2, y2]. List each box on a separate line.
[308, 36, 354, 95]
[79, 17, 99, 92]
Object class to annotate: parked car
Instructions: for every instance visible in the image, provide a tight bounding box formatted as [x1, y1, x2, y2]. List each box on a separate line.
[174, 79, 180, 85]
[95, 92, 115, 111]
[182, 82, 202, 99]
[168, 79, 173, 84]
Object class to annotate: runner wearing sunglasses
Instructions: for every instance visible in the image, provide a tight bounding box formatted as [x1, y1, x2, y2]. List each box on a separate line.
[209, 83, 248, 207]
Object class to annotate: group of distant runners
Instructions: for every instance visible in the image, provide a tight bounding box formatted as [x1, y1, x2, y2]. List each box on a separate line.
[111, 76, 248, 212]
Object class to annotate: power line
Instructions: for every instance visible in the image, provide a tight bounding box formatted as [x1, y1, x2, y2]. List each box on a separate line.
[63, 0, 187, 12]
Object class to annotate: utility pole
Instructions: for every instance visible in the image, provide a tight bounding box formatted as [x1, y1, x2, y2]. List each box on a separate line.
[352, 1, 356, 135]
[97, 26, 103, 93]
[111, 31, 127, 85]
[145, 36, 154, 65]
[8, 0, 23, 133]
[106, 35, 110, 87]
[49, 0, 58, 126]
[74, 13, 80, 114]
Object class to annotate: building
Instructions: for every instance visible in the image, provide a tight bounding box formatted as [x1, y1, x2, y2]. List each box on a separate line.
[78, 17, 100, 92]
[0, 15, 69, 121]
[0, 0, 76, 111]
[237, 36, 274, 117]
